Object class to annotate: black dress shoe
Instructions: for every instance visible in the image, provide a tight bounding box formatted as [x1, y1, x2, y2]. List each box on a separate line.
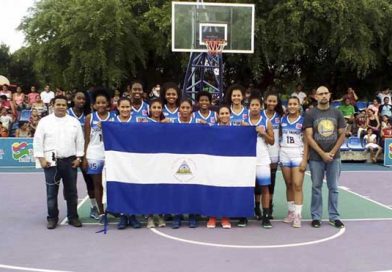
[47, 219, 58, 229]
[68, 218, 82, 227]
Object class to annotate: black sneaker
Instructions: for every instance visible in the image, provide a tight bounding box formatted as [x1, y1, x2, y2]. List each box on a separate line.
[68, 218, 82, 228]
[237, 218, 248, 227]
[254, 206, 262, 220]
[261, 217, 272, 229]
[47, 219, 58, 230]
[329, 219, 345, 229]
[311, 219, 321, 228]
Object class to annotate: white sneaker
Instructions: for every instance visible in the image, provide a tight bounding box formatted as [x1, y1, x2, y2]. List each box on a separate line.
[283, 211, 295, 223]
[147, 216, 155, 228]
[292, 214, 302, 228]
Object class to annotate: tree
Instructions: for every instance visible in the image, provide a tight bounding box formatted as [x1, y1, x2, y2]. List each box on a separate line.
[0, 44, 10, 77]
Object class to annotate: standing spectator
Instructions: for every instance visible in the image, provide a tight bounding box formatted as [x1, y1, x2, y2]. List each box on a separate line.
[149, 84, 161, 100]
[40, 85, 55, 107]
[15, 121, 31, 137]
[33, 95, 84, 229]
[377, 87, 391, 105]
[13, 86, 25, 110]
[111, 89, 121, 111]
[0, 85, 12, 100]
[379, 97, 392, 118]
[27, 86, 40, 105]
[291, 83, 307, 105]
[304, 86, 346, 229]
[55, 87, 65, 96]
[367, 98, 381, 116]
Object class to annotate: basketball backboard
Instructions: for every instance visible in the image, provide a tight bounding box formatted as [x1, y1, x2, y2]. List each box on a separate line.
[172, 2, 255, 54]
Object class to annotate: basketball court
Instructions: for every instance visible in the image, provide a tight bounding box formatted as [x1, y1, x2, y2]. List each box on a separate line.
[1, 163, 392, 272]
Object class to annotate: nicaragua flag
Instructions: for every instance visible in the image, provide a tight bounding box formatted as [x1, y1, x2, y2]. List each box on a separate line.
[102, 122, 257, 217]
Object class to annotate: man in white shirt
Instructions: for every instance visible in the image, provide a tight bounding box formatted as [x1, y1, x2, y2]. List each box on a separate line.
[291, 83, 307, 105]
[33, 95, 84, 229]
[377, 87, 391, 105]
[40, 85, 55, 105]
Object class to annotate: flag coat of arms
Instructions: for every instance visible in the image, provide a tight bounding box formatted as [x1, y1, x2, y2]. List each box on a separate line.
[102, 122, 257, 217]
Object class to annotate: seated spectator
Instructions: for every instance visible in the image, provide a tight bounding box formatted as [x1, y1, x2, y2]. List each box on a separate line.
[20, 95, 32, 110]
[111, 89, 121, 111]
[367, 98, 380, 116]
[0, 95, 12, 110]
[13, 86, 25, 111]
[355, 110, 367, 138]
[29, 110, 41, 137]
[338, 96, 355, 122]
[364, 127, 382, 163]
[381, 115, 390, 129]
[291, 83, 307, 105]
[15, 121, 31, 137]
[366, 109, 380, 136]
[55, 87, 65, 96]
[379, 97, 392, 118]
[0, 108, 13, 131]
[32, 95, 48, 116]
[381, 119, 392, 147]
[0, 84, 12, 100]
[0, 121, 9, 137]
[27, 86, 39, 105]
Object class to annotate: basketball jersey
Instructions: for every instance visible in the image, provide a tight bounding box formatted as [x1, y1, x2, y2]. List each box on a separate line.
[67, 108, 85, 129]
[230, 106, 249, 126]
[193, 110, 217, 125]
[115, 115, 132, 123]
[163, 105, 179, 123]
[247, 116, 271, 165]
[280, 115, 304, 149]
[173, 117, 197, 124]
[132, 100, 149, 118]
[147, 117, 159, 123]
[261, 110, 280, 162]
[86, 111, 115, 160]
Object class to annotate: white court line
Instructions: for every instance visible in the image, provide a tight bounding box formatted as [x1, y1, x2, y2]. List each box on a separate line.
[0, 264, 72, 272]
[60, 195, 89, 225]
[150, 227, 345, 249]
[304, 172, 392, 212]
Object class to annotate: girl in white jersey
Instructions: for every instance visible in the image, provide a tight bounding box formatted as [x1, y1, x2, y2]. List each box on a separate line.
[280, 97, 308, 228]
[83, 89, 114, 223]
[206, 105, 232, 229]
[245, 96, 275, 229]
[257, 91, 284, 220]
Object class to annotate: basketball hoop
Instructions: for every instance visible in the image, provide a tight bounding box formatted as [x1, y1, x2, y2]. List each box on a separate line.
[204, 39, 226, 55]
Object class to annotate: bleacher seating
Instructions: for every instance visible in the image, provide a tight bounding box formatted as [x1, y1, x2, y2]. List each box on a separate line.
[331, 101, 341, 108]
[19, 110, 32, 121]
[356, 101, 368, 111]
[347, 136, 365, 151]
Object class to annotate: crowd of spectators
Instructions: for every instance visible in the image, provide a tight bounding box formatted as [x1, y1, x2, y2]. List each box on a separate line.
[2, 82, 392, 154]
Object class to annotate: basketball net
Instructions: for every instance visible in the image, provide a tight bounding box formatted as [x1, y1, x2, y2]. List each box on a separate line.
[204, 39, 226, 56]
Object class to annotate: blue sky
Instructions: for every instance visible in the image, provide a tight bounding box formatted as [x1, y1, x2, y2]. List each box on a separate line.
[1, 0, 35, 53]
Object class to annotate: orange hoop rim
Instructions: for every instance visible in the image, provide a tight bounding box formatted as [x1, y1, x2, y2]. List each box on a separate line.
[204, 39, 227, 55]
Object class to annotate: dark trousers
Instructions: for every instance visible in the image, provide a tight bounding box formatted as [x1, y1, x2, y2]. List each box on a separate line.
[44, 157, 79, 221]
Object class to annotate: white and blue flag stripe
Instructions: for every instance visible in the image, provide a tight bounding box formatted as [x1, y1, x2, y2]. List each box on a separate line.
[102, 122, 257, 217]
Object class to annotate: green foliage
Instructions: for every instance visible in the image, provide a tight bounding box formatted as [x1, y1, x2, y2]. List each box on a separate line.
[0, 44, 11, 77]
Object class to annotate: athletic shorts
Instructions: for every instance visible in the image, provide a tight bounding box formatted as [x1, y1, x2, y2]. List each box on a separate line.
[87, 159, 105, 174]
[267, 146, 280, 164]
[279, 148, 303, 168]
[256, 165, 271, 186]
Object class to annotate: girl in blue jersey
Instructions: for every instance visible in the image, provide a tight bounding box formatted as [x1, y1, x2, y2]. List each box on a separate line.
[67, 91, 99, 219]
[280, 97, 308, 228]
[193, 91, 217, 125]
[130, 81, 149, 122]
[258, 91, 284, 220]
[172, 99, 197, 229]
[206, 105, 232, 229]
[83, 88, 115, 223]
[173, 99, 197, 124]
[161, 82, 180, 122]
[113, 97, 143, 229]
[242, 96, 275, 228]
[225, 84, 249, 126]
